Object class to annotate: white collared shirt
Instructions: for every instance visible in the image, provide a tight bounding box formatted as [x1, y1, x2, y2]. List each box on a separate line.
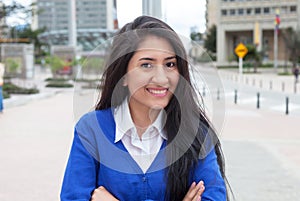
[114, 98, 167, 173]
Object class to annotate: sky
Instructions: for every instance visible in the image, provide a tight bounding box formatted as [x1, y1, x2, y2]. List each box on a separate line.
[3, 0, 207, 37]
[117, 0, 207, 37]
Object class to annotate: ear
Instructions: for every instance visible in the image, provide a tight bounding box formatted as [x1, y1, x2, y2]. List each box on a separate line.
[122, 75, 128, 86]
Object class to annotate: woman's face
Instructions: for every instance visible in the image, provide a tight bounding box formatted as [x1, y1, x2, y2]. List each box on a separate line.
[124, 35, 180, 113]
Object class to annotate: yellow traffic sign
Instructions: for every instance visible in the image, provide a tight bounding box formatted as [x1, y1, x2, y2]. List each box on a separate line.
[235, 43, 248, 58]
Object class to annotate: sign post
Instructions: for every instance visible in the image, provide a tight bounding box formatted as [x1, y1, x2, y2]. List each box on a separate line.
[234, 43, 248, 75]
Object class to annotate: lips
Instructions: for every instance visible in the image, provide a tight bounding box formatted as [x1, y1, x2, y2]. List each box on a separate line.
[146, 88, 168, 97]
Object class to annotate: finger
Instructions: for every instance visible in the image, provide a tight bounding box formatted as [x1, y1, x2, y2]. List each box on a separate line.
[188, 181, 203, 198]
[197, 183, 205, 196]
[186, 182, 196, 194]
[189, 182, 196, 190]
[192, 194, 201, 201]
[193, 183, 205, 201]
[91, 186, 105, 200]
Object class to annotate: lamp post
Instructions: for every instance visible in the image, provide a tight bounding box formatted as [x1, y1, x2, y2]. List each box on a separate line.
[68, 0, 77, 47]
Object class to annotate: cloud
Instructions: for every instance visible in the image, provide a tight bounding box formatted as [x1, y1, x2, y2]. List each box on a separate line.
[164, 0, 206, 36]
[116, 0, 207, 37]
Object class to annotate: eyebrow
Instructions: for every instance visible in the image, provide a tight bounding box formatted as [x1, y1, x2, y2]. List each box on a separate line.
[138, 56, 176, 61]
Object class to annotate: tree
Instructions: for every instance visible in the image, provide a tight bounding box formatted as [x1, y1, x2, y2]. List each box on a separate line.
[282, 27, 300, 70]
[0, 1, 36, 26]
[190, 32, 202, 41]
[0, 1, 39, 60]
[10, 26, 47, 58]
[45, 55, 66, 78]
[244, 44, 262, 73]
[204, 24, 217, 54]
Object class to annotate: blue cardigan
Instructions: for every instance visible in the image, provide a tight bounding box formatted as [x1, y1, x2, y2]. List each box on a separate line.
[60, 109, 226, 201]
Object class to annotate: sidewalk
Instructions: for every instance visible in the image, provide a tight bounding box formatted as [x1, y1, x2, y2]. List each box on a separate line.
[218, 67, 300, 95]
[221, 103, 300, 201]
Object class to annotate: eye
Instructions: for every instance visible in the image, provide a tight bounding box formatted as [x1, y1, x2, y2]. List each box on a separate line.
[165, 62, 177, 68]
[141, 63, 152, 68]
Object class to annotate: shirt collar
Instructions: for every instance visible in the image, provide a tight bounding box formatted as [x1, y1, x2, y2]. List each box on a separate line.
[114, 98, 135, 143]
[113, 98, 168, 143]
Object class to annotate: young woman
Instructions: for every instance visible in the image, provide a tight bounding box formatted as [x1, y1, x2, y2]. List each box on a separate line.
[61, 16, 229, 201]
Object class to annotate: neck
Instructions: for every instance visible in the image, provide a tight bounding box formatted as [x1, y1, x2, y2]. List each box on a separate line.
[129, 104, 161, 138]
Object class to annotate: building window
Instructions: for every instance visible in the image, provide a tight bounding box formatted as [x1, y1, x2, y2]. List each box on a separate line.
[246, 8, 252, 15]
[263, 7, 270, 14]
[281, 6, 287, 14]
[221, 9, 227, 16]
[230, 9, 235, 15]
[238, 8, 244, 15]
[255, 8, 261, 14]
[290, 6, 297, 12]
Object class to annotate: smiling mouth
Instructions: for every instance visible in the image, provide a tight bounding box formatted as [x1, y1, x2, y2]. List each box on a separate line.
[146, 88, 168, 96]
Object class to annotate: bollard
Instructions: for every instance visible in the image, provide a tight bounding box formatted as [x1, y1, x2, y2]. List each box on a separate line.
[234, 89, 237, 104]
[282, 82, 285, 92]
[257, 92, 260, 109]
[285, 96, 289, 115]
[269, 80, 272, 90]
[217, 88, 220, 100]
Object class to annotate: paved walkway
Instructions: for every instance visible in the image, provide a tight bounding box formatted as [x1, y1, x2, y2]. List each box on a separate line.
[0, 66, 300, 200]
[221, 103, 300, 200]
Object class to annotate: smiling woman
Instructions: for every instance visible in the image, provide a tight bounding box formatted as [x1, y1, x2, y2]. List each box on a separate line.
[60, 16, 230, 201]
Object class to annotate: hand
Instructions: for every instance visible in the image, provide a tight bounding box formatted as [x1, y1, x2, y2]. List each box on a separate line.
[183, 181, 205, 201]
[91, 186, 119, 201]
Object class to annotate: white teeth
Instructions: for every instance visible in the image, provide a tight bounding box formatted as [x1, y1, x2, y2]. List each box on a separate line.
[148, 89, 167, 94]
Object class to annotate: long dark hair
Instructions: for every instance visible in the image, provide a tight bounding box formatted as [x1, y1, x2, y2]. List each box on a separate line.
[95, 16, 229, 201]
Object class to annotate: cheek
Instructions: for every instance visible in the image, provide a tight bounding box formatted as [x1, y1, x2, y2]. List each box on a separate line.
[170, 73, 180, 89]
[126, 74, 149, 94]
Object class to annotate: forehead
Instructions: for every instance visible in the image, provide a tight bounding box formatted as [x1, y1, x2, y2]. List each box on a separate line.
[136, 35, 175, 54]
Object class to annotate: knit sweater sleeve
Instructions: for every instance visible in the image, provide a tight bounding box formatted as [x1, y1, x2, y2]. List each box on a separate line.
[60, 112, 100, 201]
[193, 149, 227, 201]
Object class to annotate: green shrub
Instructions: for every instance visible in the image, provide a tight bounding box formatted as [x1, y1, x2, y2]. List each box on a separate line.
[3, 83, 39, 94]
[45, 77, 70, 82]
[278, 72, 292, 76]
[3, 90, 10, 99]
[45, 81, 73, 88]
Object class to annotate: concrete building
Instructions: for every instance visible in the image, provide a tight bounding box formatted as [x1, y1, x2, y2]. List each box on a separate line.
[206, 0, 300, 66]
[37, 0, 118, 51]
[142, 0, 162, 19]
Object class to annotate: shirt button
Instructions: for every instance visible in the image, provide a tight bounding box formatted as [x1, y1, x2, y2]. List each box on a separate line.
[142, 177, 147, 182]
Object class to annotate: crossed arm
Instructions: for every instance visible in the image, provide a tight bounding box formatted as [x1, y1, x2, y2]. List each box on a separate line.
[91, 181, 205, 201]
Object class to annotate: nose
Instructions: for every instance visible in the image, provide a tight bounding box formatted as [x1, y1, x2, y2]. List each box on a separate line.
[151, 66, 169, 85]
